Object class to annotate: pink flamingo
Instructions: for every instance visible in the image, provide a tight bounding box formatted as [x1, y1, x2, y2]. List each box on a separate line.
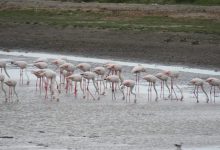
[206, 77, 220, 103]
[62, 70, 73, 94]
[105, 75, 120, 100]
[120, 79, 136, 103]
[66, 74, 84, 98]
[0, 59, 10, 78]
[4, 79, 19, 102]
[51, 58, 67, 83]
[31, 69, 45, 93]
[105, 63, 124, 91]
[34, 61, 48, 69]
[81, 71, 100, 100]
[190, 78, 209, 103]
[143, 74, 158, 101]
[51, 58, 66, 68]
[131, 64, 146, 93]
[163, 70, 183, 101]
[0, 74, 7, 101]
[76, 63, 92, 95]
[38, 69, 59, 101]
[94, 66, 106, 95]
[11, 61, 30, 85]
[76, 63, 91, 72]
[59, 63, 76, 89]
[155, 72, 170, 99]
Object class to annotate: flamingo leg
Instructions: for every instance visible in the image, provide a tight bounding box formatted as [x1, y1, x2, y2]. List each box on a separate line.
[171, 80, 179, 100]
[214, 86, 216, 103]
[150, 82, 152, 101]
[44, 78, 48, 99]
[40, 77, 42, 95]
[138, 73, 140, 94]
[201, 85, 209, 103]
[22, 69, 24, 85]
[135, 74, 137, 93]
[120, 85, 125, 101]
[174, 82, 183, 101]
[13, 86, 19, 101]
[1, 81, 7, 102]
[25, 68, 30, 85]
[153, 82, 158, 101]
[128, 87, 131, 103]
[196, 86, 199, 103]
[36, 78, 38, 91]
[210, 86, 213, 102]
[87, 80, 96, 100]
[4, 67, 10, 78]
[147, 82, 150, 101]
[160, 81, 162, 98]
[101, 76, 106, 95]
[126, 87, 128, 102]
[165, 80, 171, 99]
[130, 86, 136, 103]
[74, 81, 77, 97]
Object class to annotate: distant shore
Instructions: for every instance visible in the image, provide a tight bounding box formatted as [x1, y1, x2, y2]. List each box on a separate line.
[0, 0, 220, 68]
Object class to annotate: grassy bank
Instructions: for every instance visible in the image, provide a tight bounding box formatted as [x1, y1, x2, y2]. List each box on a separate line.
[0, 9, 219, 34]
[54, 0, 220, 5]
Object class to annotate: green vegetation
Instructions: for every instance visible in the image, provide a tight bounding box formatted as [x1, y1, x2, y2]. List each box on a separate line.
[0, 9, 219, 34]
[57, 0, 220, 5]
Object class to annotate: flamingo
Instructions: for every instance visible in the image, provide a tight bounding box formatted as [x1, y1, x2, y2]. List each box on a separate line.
[163, 70, 183, 101]
[120, 79, 136, 103]
[81, 71, 100, 100]
[105, 63, 124, 90]
[59, 62, 75, 88]
[143, 74, 158, 101]
[51, 58, 67, 85]
[76, 63, 92, 96]
[4, 79, 19, 102]
[190, 78, 209, 103]
[0, 74, 7, 101]
[106, 63, 122, 76]
[62, 70, 73, 94]
[206, 77, 220, 103]
[0, 59, 10, 78]
[155, 72, 170, 99]
[131, 64, 146, 93]
[34, 61, 48, 69]
[31, 69, 44, 93]
[76, 63, 91, 72]
[105, 75, 120, 100]
[11, 61, 30, 85]
[38, 69, 59, 101]
[66, 74, 84, 98]
[94, 66, 106, 95]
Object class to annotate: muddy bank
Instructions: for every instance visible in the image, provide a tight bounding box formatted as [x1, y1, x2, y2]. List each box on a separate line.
[0, 24, 220, 68]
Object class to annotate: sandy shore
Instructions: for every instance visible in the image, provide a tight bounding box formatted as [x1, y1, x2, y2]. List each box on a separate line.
[0, 51, 220, 150]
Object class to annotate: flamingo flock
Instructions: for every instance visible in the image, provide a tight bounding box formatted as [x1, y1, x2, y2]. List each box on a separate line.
[0, 57, 220, 104]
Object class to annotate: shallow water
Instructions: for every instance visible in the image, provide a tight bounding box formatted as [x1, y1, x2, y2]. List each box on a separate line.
[0, 50, 220, 150]
[0, 50, 220, 75]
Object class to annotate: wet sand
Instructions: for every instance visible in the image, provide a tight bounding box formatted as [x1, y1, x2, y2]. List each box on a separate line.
[0, 51, 220, 150]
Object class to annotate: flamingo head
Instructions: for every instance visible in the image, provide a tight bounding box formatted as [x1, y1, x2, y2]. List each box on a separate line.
[206, 78, 213, 83]
[163, 70, 171, 76]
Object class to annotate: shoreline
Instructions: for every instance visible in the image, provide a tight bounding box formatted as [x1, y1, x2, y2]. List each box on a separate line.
[1, 49, 220, 76]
